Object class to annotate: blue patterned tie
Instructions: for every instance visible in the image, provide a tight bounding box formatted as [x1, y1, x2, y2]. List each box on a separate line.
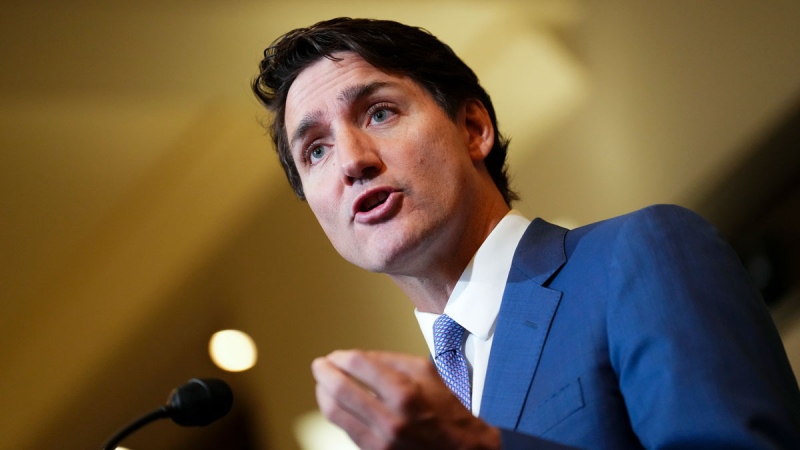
[433, 314, 471, 410]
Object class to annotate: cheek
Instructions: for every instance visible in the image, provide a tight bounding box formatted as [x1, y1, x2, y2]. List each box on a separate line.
[306, 190, 346, 244]
[417, 137, 461, 176]
[307, 198, 353, 258]
[302, 169, 336, 215]
[307, 194, 335, 224]
[309, 205, 340, 249]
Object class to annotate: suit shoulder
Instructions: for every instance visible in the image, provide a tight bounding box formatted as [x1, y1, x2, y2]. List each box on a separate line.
[564, 204, 718, 256]
[576, 204, 710, 232]
[623, 203, 712, 230]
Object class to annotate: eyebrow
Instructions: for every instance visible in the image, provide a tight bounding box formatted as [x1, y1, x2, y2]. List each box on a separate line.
[289, 81, 395, 150]
[290, 109, 325, 150]
[338, 81, 391, 105]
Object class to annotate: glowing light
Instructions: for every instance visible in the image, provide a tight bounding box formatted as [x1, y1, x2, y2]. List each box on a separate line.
[209, 329, 257, 372]
[294, 410, 358, 450]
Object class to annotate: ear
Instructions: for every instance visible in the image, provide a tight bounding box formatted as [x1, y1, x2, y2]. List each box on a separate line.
[461, 99, 495, 162]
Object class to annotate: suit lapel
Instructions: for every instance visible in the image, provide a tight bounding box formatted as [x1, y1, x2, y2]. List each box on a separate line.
[479, 219, 568, 430]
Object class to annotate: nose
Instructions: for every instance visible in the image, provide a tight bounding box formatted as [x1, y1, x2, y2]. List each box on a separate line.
[337, 127, 383, 184]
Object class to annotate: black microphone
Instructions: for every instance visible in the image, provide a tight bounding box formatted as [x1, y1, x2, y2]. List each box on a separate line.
[101, 378, 234, 450]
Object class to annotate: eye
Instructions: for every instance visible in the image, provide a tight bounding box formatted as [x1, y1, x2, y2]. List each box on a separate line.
[372, 109, 389, 123]
[367, 103, 396, 125]
[307, 144, 327, 164]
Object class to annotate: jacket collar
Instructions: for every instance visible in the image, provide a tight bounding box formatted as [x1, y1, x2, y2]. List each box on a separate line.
[511, 218, 568, 286]
[478, 218, 568, 428]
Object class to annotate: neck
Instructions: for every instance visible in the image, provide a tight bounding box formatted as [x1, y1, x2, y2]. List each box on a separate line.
[389, 199, 510, 314]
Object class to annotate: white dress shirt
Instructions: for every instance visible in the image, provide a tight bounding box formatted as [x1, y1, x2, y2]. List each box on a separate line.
[415, 210, 531, 416]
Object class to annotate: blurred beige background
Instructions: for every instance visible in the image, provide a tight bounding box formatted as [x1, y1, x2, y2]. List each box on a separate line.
[2, 1, 799, 449]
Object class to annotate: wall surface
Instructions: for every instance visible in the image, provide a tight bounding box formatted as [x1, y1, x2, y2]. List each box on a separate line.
[1, 1, 799, 449]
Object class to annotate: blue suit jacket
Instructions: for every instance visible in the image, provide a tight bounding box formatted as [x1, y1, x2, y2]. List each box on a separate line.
[478, 205, 800, 449]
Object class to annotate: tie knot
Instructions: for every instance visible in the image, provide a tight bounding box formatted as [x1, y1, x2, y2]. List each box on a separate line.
[433, 314, 466, 357]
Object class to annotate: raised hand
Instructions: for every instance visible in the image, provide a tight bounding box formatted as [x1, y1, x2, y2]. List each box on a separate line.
[311, 350, 501, 450]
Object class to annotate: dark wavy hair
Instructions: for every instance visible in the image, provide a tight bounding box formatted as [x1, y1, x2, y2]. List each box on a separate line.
[252, 17, 518, 205]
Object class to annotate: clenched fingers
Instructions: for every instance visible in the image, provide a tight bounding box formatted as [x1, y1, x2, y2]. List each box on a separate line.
[325, 350, 428, 412]
[312, 354, 408, 444]
[311, 350, 500, 450]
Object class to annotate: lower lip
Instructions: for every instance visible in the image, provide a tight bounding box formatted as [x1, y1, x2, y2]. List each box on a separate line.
[354, 191, 402, 224]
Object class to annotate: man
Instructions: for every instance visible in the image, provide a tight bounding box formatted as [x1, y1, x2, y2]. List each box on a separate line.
[252, 18, 800, 449]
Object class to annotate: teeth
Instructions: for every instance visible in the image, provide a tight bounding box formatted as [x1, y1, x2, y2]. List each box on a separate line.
[361, 191, 389, 212]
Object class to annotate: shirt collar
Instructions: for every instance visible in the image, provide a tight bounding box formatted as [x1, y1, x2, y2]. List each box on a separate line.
[416, 210, 531, 354]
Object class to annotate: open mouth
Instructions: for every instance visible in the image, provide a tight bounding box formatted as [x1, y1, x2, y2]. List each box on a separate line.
[359, 191, 389, 212]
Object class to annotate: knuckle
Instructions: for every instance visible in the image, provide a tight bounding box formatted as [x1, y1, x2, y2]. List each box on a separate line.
[329, 376, 351, 399]
[388, 379, 425, 414]
[383, 415, 410, 439]
[337, 349, 366, 369]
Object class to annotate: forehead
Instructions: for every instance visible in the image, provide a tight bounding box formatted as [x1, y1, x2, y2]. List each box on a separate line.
[285, 52, 415, 128]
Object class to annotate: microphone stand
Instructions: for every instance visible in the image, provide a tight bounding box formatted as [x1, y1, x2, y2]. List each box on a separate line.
[100, 378, 232, 449]
[101, 406, 169, 450]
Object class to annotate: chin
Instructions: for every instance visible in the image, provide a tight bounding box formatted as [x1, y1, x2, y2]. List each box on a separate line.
[342, 250, 398, 274]
[358, 240, 431, 276]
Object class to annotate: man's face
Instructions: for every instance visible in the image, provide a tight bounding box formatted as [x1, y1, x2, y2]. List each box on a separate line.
[284, 52, 485, 276]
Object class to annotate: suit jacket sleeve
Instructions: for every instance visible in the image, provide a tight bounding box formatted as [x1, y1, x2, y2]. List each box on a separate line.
[487, 205, 800, 449]
[605, 205, 800, 447]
